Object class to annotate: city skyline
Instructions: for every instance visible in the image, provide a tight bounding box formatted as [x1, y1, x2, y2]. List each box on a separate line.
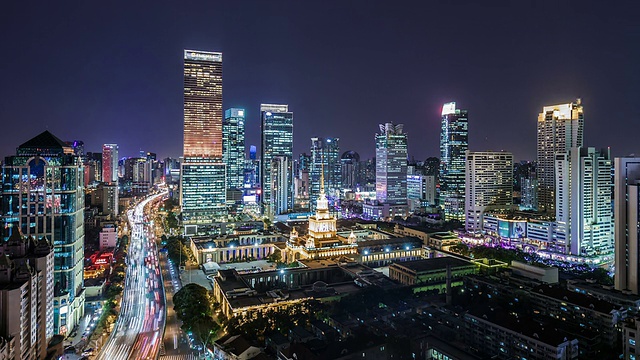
[1, 2, 639, 161]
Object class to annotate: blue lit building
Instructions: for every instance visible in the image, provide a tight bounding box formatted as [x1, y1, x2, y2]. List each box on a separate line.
[310, 137, 341, 211]
[1, 130, 85, 335]
[223, 108, 246, 190]
[439, 102, 468, 221]
[375, 123, 408, 206]
[260, 104, 293, 217]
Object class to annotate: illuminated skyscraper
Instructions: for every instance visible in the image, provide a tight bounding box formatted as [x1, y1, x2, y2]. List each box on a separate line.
[1, 131, 84, 336]
[181, 50, 227, 231]
[183, 50, 223, 158]
[439, 102, 468, 221]
[341, 151, 360, 192]
[614, 157, 640, 294]
[465, 151, 513, 232]
[536, 99, 583, 213]
[375, 123, 408, 205]
[223, 108, 246, 189]
[102, 143, 118, 183]
[310, 137, 341, 211]
[555, 147, 612, 256]
[260, 104, 293, 216]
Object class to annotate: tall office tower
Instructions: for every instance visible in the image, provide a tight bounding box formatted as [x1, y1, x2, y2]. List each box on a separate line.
[537, 99, 584, 213]
[555, 147, 612, 256]
[181, 50, 227, 231]
[183, 49, 223, 158]
[100, 183, 119, 217]
[270, 156, 292, 215]
[439, 102, 468, 221]
[0, 131, 85, 335]
[465, 151, 514, 232]
[102, 143, 118, 183]
[223, 108, 246, 189]
[614, 157, 640, 294]
[310, 137, 341, 211]
[341, 151, 360, 192]
[375, 123, 408, 205]
[424, 157, 440, 177]
[260, 104, 294, 216]
[0, 232, 54, 359]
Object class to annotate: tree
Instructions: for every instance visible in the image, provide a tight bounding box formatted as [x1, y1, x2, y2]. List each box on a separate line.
[173, 284, 219, 344]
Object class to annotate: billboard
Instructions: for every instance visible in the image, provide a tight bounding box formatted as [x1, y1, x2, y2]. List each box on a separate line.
[498, 220, 527, 239]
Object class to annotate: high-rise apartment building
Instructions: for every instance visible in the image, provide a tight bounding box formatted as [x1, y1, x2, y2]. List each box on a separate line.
[181, 50, 227, 231]
[260, 104, 293, 216]
[0, 232, 54, 359]
[0, 131, 84, 336]
[614, 157, 640, 294]
[555, 147, 612, 256]
[183, 50, 223, 158]
[223, 108, 246, 190]
[310, 137, 341, 211]
[439, 102, 468, 221]
[465, 151, 513, 232]
[537, 99, 584, 213]
[102, 143, 118, 183]
[375, 123, 408, 206]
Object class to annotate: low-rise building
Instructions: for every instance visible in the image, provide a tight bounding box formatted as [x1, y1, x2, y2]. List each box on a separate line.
[388, 256, 477, 287]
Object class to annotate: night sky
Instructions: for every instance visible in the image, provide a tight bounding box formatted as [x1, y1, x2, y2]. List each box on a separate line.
[1, 1, 639, 162]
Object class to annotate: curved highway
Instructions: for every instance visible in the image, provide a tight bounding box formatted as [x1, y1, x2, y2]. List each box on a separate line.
[96, 191, 167, 360]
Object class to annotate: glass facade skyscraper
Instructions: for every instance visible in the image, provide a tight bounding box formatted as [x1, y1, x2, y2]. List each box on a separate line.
[223, 108, 246, 190]
[1, 130, 85, 335]
[536, 99, 584, 214]
[183, 50, 223, 158]
[375, 123, 408, 205]
[181, 50, 227, 231]
[439, 102, 468, 221]
[260, 104, 293, 216]
[310, 137, 341, 211]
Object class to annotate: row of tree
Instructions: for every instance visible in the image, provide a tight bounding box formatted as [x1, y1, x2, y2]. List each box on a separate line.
[173, 284, 220, 347]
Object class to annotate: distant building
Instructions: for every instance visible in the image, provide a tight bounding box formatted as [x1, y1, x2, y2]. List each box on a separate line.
[99, 225, 117, 250]
[1, 130, 84, 335]
[536, 99, 583, 213]
[374, 123, 408, 217]
[102, 143, 118, 183]
[439, 102, 468, 221]
[465, 151, 513, 232]
[261, 104, 294, 217]
[310, 137, 341, 211]
[340, 151, 360, 192]
[388, 257, 477, 287]
[223, 108, 246, 190]
[614, 157, 640, 294]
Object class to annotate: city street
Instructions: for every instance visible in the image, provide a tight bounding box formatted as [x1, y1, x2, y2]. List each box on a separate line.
[95, 191, 167, 360]
[159, 251, 194, 357]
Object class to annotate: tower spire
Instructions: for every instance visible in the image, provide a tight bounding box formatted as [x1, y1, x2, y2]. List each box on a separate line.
[320, 153, 325, 195]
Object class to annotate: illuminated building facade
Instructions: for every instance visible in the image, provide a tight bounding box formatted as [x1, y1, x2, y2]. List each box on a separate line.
[465, 151, 513, 232]
[269, 156, 292, 216]
[614, 157, 640, 294]
[310, 137, 341, 211]
[101, 143, 118, 183]
[183, 49, 223, 158]
[555, 147, 612, 256]
[0, 131, 85, 336]
[260, 104, 293, 216]
[223, 108, 245, 190]
[439, 102, 468, 221]
[536, 99, 583, 213]
[375, 123, 408, 206]
[181, 159, 227, 234]
[181, 50, 227, 231]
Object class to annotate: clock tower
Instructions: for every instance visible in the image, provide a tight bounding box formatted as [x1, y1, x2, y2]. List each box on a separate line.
[307, 163, 337, 240]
